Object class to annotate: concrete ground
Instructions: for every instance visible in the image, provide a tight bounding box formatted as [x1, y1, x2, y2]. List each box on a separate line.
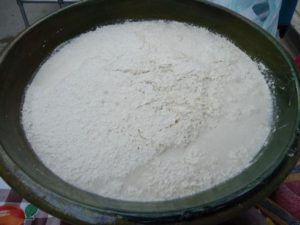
[0, 0, 60, 52]
[292, 2, 300, 33]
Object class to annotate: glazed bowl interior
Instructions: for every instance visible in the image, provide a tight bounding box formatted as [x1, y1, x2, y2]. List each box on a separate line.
[0, 0, 299, 224]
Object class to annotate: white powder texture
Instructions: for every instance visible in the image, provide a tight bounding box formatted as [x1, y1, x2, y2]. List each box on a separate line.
[22, 21, 273, 201]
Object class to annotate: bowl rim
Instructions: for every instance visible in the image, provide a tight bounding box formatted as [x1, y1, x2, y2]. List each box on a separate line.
[1, 0, 300, 224]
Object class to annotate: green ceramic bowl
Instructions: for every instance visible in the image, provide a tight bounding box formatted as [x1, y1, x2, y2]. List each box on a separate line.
[0, 0, 300, 224]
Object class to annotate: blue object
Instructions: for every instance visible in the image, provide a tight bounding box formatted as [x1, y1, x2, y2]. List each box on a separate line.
[279, 0, 298, 26]
[209, 0, 282, 36]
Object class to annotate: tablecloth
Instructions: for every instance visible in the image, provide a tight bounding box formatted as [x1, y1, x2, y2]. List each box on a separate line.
[0, 178, 70, 225]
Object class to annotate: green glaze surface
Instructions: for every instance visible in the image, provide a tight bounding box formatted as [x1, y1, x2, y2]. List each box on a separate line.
[0, 0, 299, 224]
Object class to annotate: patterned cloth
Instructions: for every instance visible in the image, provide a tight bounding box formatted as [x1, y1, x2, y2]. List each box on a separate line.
[0, 179, 70, 225]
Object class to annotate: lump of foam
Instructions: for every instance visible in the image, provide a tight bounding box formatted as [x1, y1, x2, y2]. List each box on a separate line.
[22, 21, 273, 201]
